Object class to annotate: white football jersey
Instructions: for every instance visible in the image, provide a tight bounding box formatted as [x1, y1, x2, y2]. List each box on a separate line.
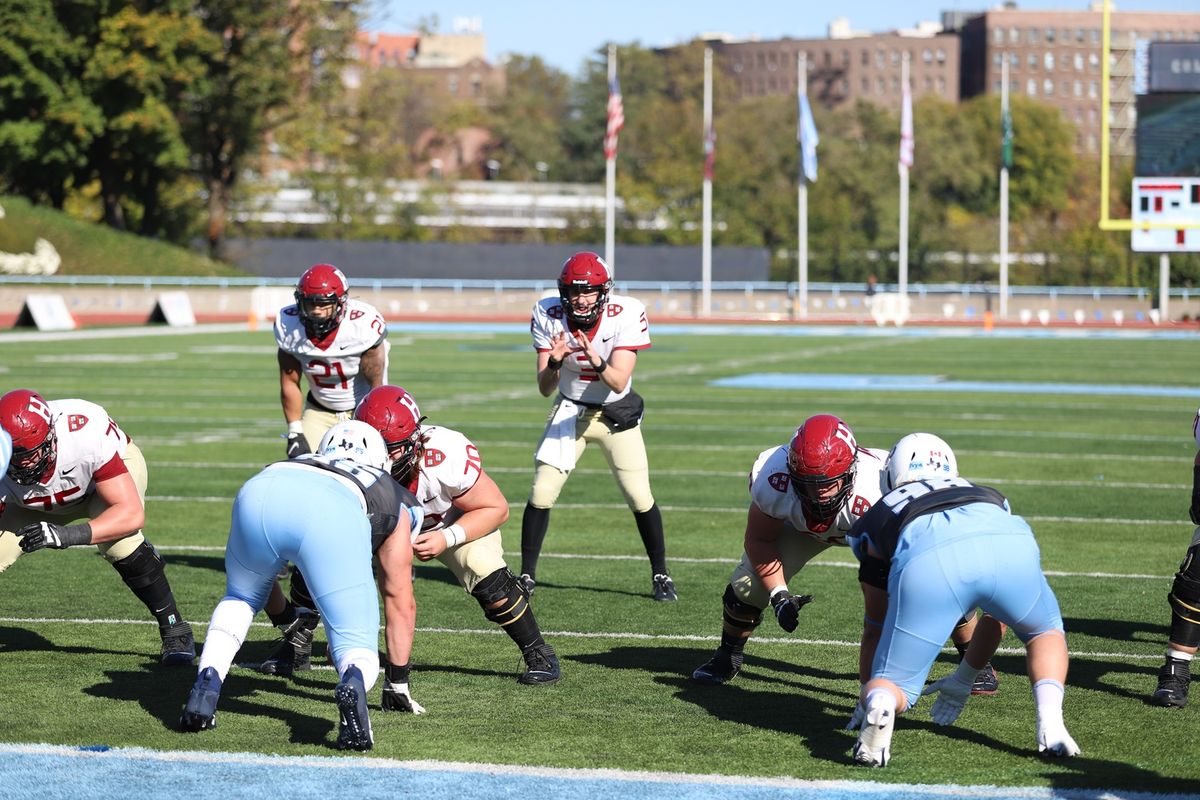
[275, 297, 387, 412]
[407, 425, 483, 534]
[0, 399, 131, 516]
[530, 292, 651, 405]
[748, 444, 888, 545]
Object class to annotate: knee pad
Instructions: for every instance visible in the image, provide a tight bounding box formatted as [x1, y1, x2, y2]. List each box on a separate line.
[473, 569, 530, 627]
[0, 531, 23, 574]
[1168, 543, 1200, 648]
[99, 531, 146, 563]
[529, 463, 568, 509]
[111, 541, 166, 588]
[722, 584, 763, 631]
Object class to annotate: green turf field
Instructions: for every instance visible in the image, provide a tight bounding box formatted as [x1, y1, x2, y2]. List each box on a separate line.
[0, 325, 1196, 793]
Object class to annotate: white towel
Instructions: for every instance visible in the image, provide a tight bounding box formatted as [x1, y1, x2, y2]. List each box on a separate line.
[534, 397, 579, 471]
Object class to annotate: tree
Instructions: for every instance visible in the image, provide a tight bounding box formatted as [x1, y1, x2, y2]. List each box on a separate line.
[489, 55, 570, 182]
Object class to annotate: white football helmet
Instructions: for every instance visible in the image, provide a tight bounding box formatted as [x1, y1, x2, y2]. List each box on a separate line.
[316, 420, 388, 470]
[886, 432, 958, 490]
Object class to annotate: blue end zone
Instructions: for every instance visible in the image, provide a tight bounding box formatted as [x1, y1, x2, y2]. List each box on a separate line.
[710, 373, 1198, 398]
[3, 744, 1196, 800]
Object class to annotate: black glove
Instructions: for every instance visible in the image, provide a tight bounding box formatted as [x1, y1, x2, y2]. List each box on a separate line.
[770, 589, 813, 633]
[1190, 464, 1200, 525]
[286, 432, 310, 459]
[17, 521, 92, 553]
[381, 682, 426, 714]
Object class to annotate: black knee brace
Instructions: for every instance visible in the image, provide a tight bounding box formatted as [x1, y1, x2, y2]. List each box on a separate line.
[111, 541, 181, 627]
[473, 568, 544, 651]
[722, 584, 763, 632]
[1168, 543, 1200, 648]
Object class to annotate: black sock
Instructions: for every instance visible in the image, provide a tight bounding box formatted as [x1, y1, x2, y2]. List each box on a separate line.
[267, 600, 297, 628]
[633, 503, 668, 575]
[520, 502, 551, 578]
[111, 542, 183, 629]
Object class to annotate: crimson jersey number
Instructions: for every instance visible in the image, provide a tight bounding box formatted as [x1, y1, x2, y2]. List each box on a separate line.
[308, 359, 348, 389]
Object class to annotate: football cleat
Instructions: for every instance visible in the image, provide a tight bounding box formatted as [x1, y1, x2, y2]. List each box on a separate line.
[160, 621, 196, 666]
[1150, 657, 1191, 708]
[518, 643, 561, 685]
[652, 573, 678, 602]
[691, 646, 741, 685]
[260, 608, 319, 676]
[1037, 723, 1081, 757]
[971, 661, 1000, 696]
[852, 705, 894, 767]
[517, 573, 536, 597]
[335, 666, 374, 751]
[179, 667, 222, 732]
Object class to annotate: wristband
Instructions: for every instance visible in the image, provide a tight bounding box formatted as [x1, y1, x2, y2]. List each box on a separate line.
[546, 355, 563, 370]
[63, 522, 94, 547]
[769, 585, 790, 600]
[591, 358, 608, 373]
[287, 420, 304, 435]
[443, 524, 466, 549]
[385, 662, 411, 684]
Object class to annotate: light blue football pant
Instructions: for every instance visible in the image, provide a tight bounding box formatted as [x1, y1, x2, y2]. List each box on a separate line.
[873, 506, 1064, 707]
[223, 468, 378, 668]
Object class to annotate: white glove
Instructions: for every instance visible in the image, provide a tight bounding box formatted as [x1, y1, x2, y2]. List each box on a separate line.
[381, 681, 426, 714]
[845, 699, 866, 731]
[1037, 723, 1081, 757]
[921, 672, 974, 725]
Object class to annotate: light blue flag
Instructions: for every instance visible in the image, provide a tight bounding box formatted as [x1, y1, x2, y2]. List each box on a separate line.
[798, 92, 819, 182]
[0, 428, 10, 478]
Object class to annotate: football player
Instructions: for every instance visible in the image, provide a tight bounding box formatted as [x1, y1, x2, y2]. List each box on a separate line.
[520, 251, 675, 602]
[0, 389, 194, 664]
[1148, 408, 1200, 708]
[849, 433, 1079, 767]
[180, 421, 424, 750]
[275, 263, 389, 459]
[691, 414, 887, 688]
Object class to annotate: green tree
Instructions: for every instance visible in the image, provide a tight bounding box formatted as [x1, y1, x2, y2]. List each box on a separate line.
[490, 55, 570, 182]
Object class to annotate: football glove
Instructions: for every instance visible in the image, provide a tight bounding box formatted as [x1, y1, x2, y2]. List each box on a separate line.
[921, 671, 974, 725]
[381, 681, 426, 714]
[286, 432, 311, 459]
[17, 521, 92, 552]
[770, 589, 813, 633]
[1037, 723, 1081, 757]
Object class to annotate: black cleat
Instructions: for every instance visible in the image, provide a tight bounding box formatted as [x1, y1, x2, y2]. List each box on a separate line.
[160, 621, 196, 666]
[692, 645, 741, 685]
[179, 667, 221, 732]
[1151, 657, 1191, 708]
[971, 661, 1000, 695]
[260, 608, 318, 676]
[517, 573, 536, 597]
[518, 643, 561, 685]
[652, 573, 678, 602]
[335, 666, 374, 751]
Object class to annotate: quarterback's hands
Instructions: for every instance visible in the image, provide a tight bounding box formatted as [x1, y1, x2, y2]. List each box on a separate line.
[921, 671, 974, 725]
[17, 521, 92, 552]
[769, 589, 813, 633]
[381, 682, 426, 714]
[285, 432, 310, 459]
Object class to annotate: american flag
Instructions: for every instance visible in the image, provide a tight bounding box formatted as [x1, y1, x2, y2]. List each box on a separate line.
[899, 78, 914, 169]
[604, 75, 624, 161]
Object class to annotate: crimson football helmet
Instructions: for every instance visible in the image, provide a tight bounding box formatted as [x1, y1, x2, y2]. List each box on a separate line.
[787, 414, 858, 524]
[558, 252, 612, 327]
[294, 263, 348, 339]
[0, 389, 57, 485]
[354, 385, 426, 482]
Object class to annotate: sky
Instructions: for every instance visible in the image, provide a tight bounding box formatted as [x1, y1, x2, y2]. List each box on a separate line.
[368, 0, 1200, 74]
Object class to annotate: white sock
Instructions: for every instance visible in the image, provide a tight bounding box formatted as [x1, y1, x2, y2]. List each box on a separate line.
[197, 598, 254, 681]
[1033, 678, 1065, 727]
[1167, 648, 1194, 662]
[337, 647, 381, 692]
[865, 687, 897, 717]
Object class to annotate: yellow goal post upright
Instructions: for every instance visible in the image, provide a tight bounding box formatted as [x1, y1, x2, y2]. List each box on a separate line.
[1099, 0, 1200, 233]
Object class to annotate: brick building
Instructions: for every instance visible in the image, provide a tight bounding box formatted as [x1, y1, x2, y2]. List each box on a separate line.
[959, 4, 1200, 156]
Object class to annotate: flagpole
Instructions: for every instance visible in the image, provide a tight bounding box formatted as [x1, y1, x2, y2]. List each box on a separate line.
[898, 52, 910, 304]
[701, 47, 713, 319]
[796, 52, 809, 321]
[605, 44, 617, 270]
[999, 54, 1010, 321]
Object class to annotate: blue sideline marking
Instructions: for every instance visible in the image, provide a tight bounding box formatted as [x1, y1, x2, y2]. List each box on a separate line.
[710, 373, 1198, 398]
[2, 744, 1194, 800]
